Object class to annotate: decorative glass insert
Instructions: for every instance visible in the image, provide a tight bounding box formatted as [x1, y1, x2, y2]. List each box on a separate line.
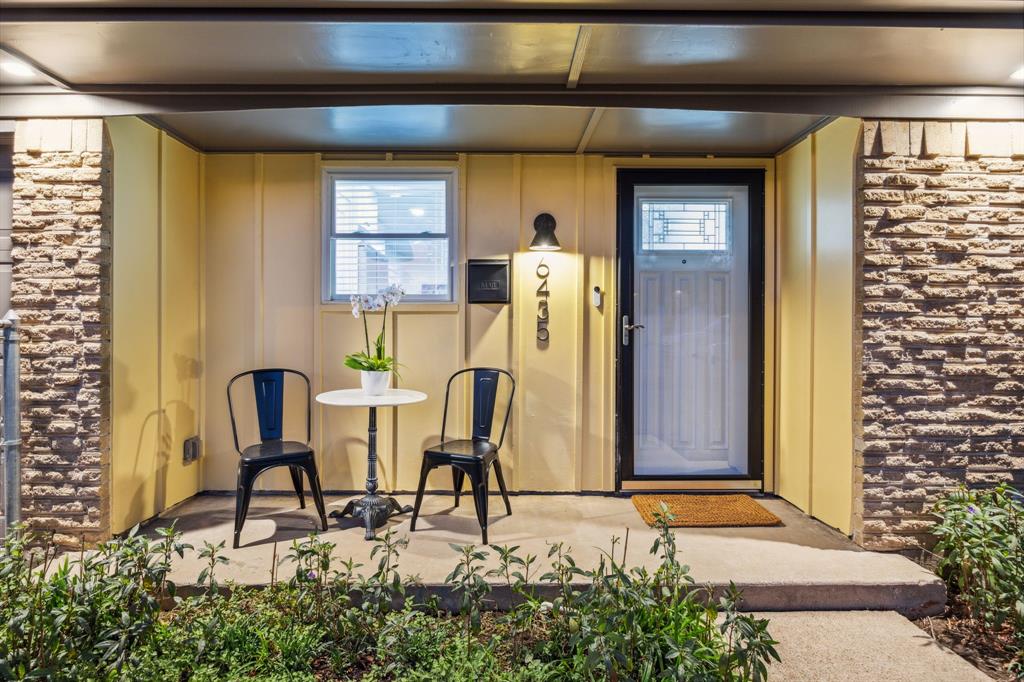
[326, 173, 454, 301]
[639, 199, 730, 252]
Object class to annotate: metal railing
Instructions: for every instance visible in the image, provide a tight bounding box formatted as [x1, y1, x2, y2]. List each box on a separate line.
[0, 310, 20, 538]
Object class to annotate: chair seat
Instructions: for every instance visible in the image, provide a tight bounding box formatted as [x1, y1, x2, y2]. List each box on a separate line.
[241, 440, 313, 464]
[424, 439, 498, 461]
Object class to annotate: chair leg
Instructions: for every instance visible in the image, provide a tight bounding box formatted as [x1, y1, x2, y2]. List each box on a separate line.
[234, 464, 255, 549]
[300, 459, 328, 531]
[410, 458, 432, 532]
[452, 468, 465, 508]
[289, 465, 306, 509]
[468, 462, 489, 545]
[493, 459, 512, 516]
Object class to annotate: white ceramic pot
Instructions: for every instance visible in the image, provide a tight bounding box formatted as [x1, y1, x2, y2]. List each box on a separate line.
[360, 370, 391, 395]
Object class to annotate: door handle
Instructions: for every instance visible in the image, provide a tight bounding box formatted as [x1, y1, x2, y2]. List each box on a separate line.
[622, 315, 645, 346]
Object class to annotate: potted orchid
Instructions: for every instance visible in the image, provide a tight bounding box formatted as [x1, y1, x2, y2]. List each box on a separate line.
[345, 284, 404, 394]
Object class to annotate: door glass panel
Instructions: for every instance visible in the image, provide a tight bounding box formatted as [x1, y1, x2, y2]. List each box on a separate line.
[633, 185, 750, 477]
[639, 200, 730, 252]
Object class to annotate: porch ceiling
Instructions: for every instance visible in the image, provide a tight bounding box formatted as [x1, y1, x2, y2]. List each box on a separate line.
[2, 15, 1022, 88]
[150, 105, 825, 154]
[0, 3, 1021, 148]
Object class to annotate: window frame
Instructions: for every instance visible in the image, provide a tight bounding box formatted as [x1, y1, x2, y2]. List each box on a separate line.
[321, 167, 458, 304]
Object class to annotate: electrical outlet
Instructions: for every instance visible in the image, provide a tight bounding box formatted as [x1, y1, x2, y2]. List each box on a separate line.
[183, 436, 201, 463]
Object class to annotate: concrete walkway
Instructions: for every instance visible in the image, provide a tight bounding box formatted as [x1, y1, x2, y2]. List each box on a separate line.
[762, 611, 989, 681]
[149, 493, 944, 616]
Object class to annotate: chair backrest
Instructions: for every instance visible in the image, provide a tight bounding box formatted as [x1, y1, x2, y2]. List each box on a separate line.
[226, 368, 311, 454]
[440, 368, 515, 448]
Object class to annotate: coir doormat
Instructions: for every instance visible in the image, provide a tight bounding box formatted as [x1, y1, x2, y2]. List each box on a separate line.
[632, 494, 781, 528]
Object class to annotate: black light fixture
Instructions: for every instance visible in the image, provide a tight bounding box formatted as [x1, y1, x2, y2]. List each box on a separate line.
[529, 212, 561, 251]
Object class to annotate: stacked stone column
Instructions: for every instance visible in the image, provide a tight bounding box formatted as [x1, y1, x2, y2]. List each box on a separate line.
[855, 120, 1024, 551]
[11, 120, 110, 546]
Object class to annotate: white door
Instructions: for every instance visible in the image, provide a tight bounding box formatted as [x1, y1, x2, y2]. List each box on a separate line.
[632, 185, 750, 477]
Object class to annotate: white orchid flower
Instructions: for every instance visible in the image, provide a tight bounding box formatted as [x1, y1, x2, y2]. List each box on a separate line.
[380, 283, 405, 306]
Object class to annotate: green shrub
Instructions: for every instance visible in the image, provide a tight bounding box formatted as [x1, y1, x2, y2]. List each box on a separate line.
[931, 484, 1024, 671]
[0, 524, 189, 680]
[0, 506, 779, 681]
[130, 588, 325, 681]
[513, 507, 780, 681]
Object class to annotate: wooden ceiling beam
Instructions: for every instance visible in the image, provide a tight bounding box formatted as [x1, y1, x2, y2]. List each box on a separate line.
[566, 26, 592, 90]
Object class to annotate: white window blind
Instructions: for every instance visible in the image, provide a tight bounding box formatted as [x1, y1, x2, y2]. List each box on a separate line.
[326, 173, 454, 302]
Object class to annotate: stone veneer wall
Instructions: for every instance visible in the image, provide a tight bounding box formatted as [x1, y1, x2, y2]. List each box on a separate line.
[855, 120, 1024, 551]
[11, 120, 111, 546]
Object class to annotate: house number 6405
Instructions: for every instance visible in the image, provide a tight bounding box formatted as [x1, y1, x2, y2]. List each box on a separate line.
[536, 260, 550, 342]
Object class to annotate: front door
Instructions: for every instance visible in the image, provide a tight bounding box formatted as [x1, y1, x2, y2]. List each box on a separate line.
[617, 169, 764, 483]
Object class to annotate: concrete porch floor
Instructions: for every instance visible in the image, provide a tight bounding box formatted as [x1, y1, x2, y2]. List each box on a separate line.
[148, 492, 944, 616]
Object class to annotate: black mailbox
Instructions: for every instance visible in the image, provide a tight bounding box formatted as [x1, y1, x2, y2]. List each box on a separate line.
[466, 259, 510, 304]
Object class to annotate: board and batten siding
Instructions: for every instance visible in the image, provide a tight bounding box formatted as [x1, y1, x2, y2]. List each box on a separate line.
[200, 153, 783, 497]
[108, 118, 203, 534]
[775, 118, 860, 534]
[203, 154, 605, 494]
[101, 116, 869, 536]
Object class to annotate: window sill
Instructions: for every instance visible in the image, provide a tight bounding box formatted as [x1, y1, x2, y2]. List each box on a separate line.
[319, 301, 460, 314]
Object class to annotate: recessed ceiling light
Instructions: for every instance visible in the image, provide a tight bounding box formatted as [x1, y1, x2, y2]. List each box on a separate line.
[1, 58, 35, 79]
[1011, 65, 1024, 81]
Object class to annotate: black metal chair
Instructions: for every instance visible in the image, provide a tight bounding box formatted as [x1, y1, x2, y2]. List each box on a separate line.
[227, 368, 327, 548]
[410, 368, 515, 544]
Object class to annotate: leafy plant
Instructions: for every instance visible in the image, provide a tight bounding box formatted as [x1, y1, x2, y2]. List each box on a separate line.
[516, 503, 780, 681]
[370, 607, 456, 677]
[446, 543, 493, 654]
[196, 539, 229, 594]
[930, 484, 1024, 672]
[0, 523, 188, 680]
[488, 543, 539, 660]
[1, 511, 782, 681]
[345, 284, 404, 374]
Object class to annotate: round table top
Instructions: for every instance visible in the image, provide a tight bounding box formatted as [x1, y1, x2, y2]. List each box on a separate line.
[315, 388, 427, 408]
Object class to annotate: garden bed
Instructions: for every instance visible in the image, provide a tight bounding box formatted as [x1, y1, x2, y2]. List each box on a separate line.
[916, 484, 1024, 681]
[0, 506, 780, 681]
[914, 602, 1021, 681]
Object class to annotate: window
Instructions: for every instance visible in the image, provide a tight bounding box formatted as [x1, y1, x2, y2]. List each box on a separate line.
[638, 199, 730, 253]
[324, 170, 456, 302]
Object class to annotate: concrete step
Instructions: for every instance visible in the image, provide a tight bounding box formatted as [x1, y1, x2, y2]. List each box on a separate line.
[155, 493, 946, 617]
[763, 611, 989, 682]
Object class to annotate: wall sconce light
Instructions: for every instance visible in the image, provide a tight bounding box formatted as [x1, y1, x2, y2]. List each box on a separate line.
[529, 212, 561, 251]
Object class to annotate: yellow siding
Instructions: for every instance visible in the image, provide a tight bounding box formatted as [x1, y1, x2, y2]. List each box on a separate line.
[260, 155, 318, 489]
[200, 154, 777, 495]
[160, 133, 202, 509]
[775, 118, 859, 533]
[515, 156, 581, 491]
[107, 119, 858, 530]
[202, 154, 258, 491]
[811, 119, 859, 532]
[777, 138, 814, 512]
[109, 119, 202, 532]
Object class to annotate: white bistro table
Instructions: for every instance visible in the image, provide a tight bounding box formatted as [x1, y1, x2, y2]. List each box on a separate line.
[315, 388, 427, 539]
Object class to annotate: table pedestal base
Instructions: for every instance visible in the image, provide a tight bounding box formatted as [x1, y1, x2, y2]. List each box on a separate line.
[330, 495, 413, 540]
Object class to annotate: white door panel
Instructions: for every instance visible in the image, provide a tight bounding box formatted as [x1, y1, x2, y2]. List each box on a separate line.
[633, 185, 749, 477]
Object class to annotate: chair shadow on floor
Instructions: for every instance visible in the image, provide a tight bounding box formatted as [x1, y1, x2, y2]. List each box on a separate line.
[156, 501, 327, 548]
[405, 497, 513, 541]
